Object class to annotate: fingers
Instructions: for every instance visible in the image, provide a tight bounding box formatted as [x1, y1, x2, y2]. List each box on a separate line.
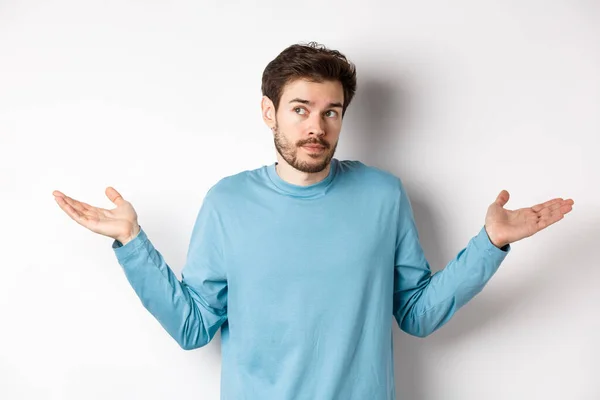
[531, 198, 564, 213]
[536, 211, 564, 231]
[559, 199, 575, 215]
[534, 198, 574, 217]
[61, 195, 88, 215]
[495, 190, 510, 207]
[53, 191, 101, 223]
[54, 194, 88, 225]
[535, 200, 574, 230]
[536, 200, 564, 217]
[106, 187, 125, 206]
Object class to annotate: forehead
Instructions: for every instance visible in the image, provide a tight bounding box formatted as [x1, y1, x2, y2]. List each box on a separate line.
[280, 78, 344, 105]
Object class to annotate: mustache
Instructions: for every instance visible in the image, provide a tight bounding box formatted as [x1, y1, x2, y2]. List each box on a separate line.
[297, 138, 329, 148]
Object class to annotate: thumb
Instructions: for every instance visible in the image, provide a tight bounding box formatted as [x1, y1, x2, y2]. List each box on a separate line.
[494, 189, 510, 207]
[106, 186, 126, 206]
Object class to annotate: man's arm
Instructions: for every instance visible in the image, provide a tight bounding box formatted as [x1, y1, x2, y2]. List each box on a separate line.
[393, 178, 573, 338]
[392, 180, 509, 338]
[113, 189, 227, 349]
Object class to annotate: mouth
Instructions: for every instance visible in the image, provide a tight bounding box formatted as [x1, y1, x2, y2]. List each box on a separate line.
[302, 144, 326, 151]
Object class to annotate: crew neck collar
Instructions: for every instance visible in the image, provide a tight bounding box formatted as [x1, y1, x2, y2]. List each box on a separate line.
[266, 158, 339, 199]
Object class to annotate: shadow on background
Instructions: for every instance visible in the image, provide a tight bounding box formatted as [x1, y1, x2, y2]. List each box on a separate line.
[348, 70, 595, 400]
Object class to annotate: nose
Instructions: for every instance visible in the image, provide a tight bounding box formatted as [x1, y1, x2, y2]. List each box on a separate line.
[308, 113, 326, 136]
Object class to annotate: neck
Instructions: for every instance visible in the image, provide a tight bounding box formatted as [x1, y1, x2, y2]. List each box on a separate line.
[275, 156, 331, 186]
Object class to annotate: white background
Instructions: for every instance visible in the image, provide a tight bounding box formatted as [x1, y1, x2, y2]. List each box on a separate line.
[1, 1, 599, 399]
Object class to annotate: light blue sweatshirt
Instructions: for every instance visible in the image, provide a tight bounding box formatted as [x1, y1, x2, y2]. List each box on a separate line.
[112, 158, 510, 399]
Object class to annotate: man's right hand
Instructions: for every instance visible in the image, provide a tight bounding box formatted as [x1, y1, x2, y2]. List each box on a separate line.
[53, 186, 140, 245]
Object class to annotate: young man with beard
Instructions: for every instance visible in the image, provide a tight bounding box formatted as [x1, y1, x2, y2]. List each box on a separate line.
[53, 42, 574, 399]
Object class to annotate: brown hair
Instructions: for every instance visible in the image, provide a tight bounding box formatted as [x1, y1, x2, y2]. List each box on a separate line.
[261, 42, 357, 117]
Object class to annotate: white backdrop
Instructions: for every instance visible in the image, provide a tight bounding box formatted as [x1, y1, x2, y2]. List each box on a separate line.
[1, 1, 599, 399]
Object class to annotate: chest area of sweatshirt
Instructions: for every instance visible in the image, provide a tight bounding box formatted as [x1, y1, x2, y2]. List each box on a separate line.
[222, 195, 398, 291]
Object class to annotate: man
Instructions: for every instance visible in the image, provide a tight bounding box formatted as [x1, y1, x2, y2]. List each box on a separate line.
[53, 42, 574, 399]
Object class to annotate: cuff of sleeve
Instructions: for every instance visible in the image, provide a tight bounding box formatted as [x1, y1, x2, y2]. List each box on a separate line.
[112, 225, 148, 261]
[474, 225, 511, 258]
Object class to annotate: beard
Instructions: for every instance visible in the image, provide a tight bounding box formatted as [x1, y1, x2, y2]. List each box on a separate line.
[272, 123, 338, 174]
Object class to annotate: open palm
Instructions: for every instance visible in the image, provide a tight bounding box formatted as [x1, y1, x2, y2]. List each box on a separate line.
[53, 186, 140, 242]
[484, 190, 574, 248]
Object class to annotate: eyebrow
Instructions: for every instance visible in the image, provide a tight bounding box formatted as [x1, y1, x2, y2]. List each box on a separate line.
[289, 98, 343, 109]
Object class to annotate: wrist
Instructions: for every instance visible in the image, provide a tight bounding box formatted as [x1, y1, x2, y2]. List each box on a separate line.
[484, 225, 508, 249]
[117, 224, 140, 246]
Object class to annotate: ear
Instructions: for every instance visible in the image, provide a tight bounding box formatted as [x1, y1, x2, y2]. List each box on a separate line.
[261, 96, 276, 129]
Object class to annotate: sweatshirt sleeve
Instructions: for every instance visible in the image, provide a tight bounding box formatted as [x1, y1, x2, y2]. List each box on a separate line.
[392, 179, 510, 338]
[112, 189, 228, 350]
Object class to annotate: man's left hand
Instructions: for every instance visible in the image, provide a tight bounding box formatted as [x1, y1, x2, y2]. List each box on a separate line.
[484, 190, 574, 249]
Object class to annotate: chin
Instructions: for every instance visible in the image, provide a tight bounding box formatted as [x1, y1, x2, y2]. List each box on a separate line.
[295, 156, 330, 173]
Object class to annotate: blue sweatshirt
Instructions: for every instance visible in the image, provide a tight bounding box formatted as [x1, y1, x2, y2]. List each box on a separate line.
[112, 158, 510, 399]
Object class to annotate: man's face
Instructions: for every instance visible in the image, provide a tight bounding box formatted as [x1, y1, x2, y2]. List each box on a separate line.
[265, 78, 344, 174]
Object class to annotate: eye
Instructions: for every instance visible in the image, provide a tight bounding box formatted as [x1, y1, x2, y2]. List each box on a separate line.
[294, 107, 307, 115]
[325, 110, 338, 118]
